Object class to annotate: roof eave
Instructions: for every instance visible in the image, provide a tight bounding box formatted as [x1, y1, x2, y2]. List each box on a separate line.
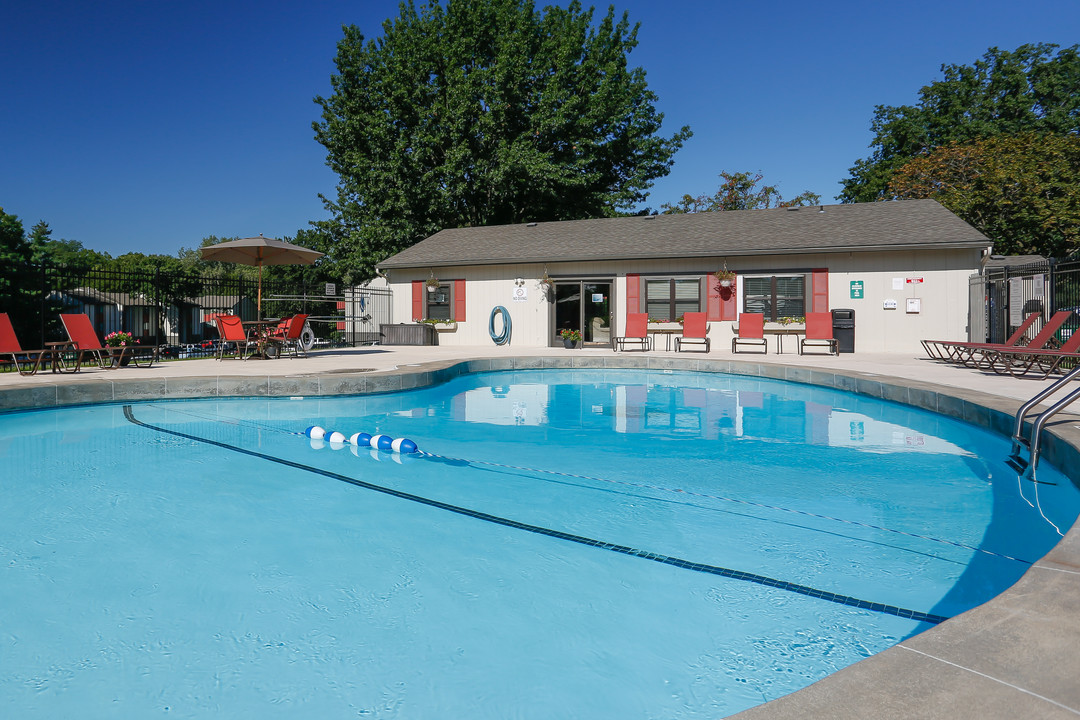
[380, 241, 990, 270]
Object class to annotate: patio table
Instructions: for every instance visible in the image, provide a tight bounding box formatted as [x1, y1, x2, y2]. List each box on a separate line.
[242, 319, 282, 359]
[647, 322, 683, 351]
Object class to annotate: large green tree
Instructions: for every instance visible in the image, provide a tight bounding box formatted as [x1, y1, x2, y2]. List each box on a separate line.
[660, 171, 821, 214]
[28, 221, 109, 270]
[313, 0, 691, 281]
[840, 43, 1080, 203]
[890, 133, 1080, 258]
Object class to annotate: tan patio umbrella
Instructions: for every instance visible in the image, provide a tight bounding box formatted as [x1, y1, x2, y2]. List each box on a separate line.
[200, 235, 324, 319]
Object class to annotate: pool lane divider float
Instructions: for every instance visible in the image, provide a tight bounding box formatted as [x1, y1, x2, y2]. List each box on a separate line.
[123, 405, 948, 626]
[305, 425, 418, 454]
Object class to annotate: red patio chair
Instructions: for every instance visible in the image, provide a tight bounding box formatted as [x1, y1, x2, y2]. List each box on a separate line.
[732, 313, 767, 353]
[267, 313, 309, 357]
[675, 312, 710, 353]
[0, 312, 65, 375]
[214, 314, 256, 360]
[615, 313, 651, 352]
[799, 312, 838, 355]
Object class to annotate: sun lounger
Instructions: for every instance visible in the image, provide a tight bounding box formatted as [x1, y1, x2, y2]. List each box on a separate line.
[922, 311, 1041, 364]
[615, 313, 651, 352]
[950, 311, 1073, 370]
[732, 313, 767, 353]
[674, 312, 709, 352]
[60, 313, 158, 369]
[0, 312, 72, 375]
[981, 326, 1080, 379]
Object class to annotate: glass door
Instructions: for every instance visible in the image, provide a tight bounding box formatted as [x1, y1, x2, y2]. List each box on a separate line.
[552, 280, 613, 347]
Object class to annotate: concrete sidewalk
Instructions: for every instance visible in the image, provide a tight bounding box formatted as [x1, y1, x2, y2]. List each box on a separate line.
[0, 343, 1073, 404]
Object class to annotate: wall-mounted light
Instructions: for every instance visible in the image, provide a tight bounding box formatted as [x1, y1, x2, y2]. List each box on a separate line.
[515, 277, 525, 287]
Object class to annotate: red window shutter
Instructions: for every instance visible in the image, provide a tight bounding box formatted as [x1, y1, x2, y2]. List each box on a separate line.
[812, 269, 829, 313]
[706, 274, 722, 320]
[453, 279, 467, 321]
[412, 280, 423, 320]
[626, 274, 640, 313]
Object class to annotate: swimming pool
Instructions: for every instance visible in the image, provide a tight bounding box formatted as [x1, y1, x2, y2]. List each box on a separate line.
[2, 368, 1077, 718]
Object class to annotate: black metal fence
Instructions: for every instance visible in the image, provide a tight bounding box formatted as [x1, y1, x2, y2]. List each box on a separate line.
[968, 258, 1080, 344]
[1, 262, 391, 350]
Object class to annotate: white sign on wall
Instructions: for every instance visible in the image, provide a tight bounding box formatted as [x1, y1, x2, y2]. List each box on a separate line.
[512, 286, 528, 302]
[1008, 277, 1024, 326]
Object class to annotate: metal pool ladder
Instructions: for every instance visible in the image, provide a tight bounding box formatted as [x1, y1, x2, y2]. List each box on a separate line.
[1006, 364, 1080, 477]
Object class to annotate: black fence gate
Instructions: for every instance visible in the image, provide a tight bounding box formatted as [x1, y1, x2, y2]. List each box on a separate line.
[969, 258, 1080, 345]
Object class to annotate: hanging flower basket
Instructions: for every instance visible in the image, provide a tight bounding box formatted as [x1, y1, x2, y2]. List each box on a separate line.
[714, 269, 736, 288]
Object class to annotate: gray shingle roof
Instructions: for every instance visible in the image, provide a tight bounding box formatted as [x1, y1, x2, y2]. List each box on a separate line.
[379, 200, 989, 269]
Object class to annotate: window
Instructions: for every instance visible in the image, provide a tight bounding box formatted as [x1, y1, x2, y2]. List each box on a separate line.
[645, 278, 702, 321]
[743, 274, 807, 321]
[425, 284, 453, 320]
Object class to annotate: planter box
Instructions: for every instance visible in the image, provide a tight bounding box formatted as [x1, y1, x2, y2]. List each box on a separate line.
[380, 323, 438, 346]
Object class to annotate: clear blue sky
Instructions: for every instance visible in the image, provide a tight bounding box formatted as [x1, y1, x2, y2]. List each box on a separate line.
[3, 0, 1077, 257]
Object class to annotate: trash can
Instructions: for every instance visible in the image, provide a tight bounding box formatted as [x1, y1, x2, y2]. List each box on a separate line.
[832, 308, 855, 353]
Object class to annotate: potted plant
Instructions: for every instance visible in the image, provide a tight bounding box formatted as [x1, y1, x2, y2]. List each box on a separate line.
[104, 330, 137, 366]
[104, 330, 136, 348]
[560, 328, 582, 348]
[416, 317, 458, 331]
[714, 268, 736, 288]
[426, 274, 440, 293]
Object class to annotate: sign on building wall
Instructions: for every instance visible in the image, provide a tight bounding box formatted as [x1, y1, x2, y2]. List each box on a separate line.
[849, 281, 864, 299]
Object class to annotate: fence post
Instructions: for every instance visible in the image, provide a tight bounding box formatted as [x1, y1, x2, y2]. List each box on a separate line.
[1048, 257, 1057, 314]
[38, 263, 47, 347]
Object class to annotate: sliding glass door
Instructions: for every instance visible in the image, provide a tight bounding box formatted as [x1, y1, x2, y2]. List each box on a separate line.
[552, 280, 613, 347]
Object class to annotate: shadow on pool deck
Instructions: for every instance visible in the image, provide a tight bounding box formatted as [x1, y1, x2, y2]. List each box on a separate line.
[2, 344, 1080, 719]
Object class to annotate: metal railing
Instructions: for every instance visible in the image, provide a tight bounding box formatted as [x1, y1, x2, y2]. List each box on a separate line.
[0, 262, 392, 349]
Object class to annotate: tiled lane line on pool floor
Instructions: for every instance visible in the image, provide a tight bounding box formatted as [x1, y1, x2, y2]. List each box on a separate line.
[123, 404, 949, 626]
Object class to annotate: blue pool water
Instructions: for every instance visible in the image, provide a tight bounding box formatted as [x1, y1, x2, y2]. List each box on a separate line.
[2, 369, 1078, 718]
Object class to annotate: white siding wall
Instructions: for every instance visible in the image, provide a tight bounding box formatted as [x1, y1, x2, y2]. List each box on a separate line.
[388, 247, 980, 353]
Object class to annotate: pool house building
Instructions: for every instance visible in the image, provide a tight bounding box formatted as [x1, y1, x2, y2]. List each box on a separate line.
[378, 200, 990, 353]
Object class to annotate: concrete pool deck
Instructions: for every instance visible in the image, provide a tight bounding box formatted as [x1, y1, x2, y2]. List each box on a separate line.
[2, 345, 1079, 718]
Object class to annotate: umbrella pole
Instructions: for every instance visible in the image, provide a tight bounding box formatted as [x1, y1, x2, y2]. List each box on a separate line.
[257, 264, 263, 321]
